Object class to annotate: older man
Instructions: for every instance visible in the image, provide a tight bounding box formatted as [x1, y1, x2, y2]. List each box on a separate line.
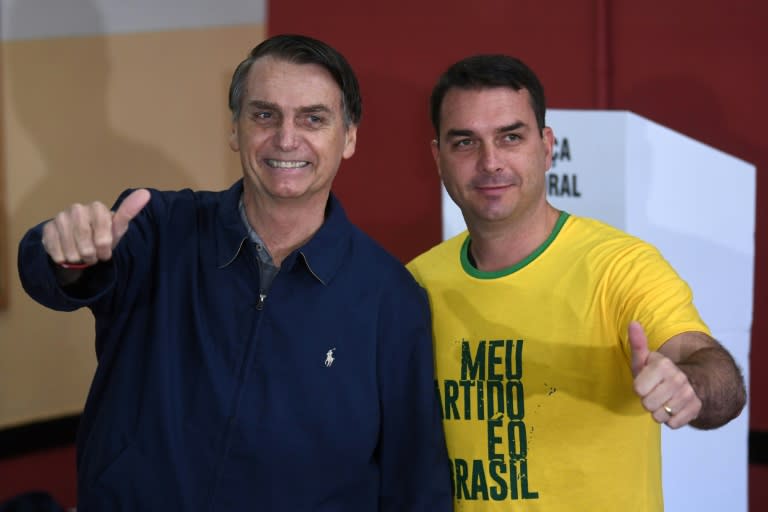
[18, 34, 452, 511]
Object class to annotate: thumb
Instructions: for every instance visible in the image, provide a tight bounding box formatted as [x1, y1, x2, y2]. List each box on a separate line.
[111, 189, 151, 247]
[628, 321, 650, 377]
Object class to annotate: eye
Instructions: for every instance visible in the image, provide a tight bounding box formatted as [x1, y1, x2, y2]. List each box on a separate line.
[452, 138, 474, 150]
[304, 113, 327, 127]
[502, 133, 521, 143]
[250, 111, 273, 122]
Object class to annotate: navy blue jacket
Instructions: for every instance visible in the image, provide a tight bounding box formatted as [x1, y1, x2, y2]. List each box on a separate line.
[18, 181, 452, 511]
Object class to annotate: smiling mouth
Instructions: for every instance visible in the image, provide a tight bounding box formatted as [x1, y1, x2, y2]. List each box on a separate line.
[266, 159, 310, 169]
[476, 183, 515, 191]
[471, 176, 519, 189]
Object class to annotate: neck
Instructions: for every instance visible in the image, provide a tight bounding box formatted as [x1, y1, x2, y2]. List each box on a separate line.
[468, 203, 560, 273]
[242, 189, 329, 266]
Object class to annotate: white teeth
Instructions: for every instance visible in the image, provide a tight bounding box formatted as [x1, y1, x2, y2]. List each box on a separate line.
[266, 159, 309, 169]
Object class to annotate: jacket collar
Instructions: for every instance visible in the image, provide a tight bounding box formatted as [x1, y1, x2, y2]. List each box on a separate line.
[216, 180, 353, 285]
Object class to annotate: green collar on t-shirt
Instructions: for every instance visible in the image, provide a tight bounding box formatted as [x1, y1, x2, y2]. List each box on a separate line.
[460, 210, 570, 279]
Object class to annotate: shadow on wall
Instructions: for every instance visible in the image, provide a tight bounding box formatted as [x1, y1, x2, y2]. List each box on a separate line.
[8, 0, 188, 228]
[2, 0, 188, 444]
[0, 491, 69, 511]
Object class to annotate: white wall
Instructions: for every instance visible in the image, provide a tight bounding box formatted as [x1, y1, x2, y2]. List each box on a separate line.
[1, 0, 266, 40]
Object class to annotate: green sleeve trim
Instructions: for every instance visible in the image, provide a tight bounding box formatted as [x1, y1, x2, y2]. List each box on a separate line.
[460, 211, 571, 279]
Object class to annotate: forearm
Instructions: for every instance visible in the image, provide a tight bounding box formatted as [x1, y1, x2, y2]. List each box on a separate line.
[678, 345, 746, 429]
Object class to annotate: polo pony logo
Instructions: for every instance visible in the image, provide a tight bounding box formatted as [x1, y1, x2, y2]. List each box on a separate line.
[324, 348, 336, 367]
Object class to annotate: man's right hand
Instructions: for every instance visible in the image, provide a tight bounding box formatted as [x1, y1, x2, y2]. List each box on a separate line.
[42, 189, 151, 267]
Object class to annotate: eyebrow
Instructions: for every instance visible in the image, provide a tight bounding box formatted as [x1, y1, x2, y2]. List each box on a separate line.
[299, 104, 334, 116]
[246, 100, 279, 111]
[497, 121, 526, 133]
[445, 128, 475, 139]
[444, 121, 527, 139]
[245, 100, 334, 116]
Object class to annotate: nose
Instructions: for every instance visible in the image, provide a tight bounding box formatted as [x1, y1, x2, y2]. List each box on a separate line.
[479, 143, 503, 173]
[273, 121, 300, 151]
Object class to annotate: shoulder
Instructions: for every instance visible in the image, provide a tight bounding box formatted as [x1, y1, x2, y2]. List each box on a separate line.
[563, 214, 661, 260]
[346, 225, 424, 293]
[329, 226, 432, 326]
[112, 184, 236, 222]
[563, 214, 634, 242]
[406, 232, 467, 282]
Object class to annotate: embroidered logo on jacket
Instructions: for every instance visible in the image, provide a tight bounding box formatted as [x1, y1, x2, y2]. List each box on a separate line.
[324, 348, 336, 367]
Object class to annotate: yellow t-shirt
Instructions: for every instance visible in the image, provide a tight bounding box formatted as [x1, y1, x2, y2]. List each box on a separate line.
[407, 212, 709, 512]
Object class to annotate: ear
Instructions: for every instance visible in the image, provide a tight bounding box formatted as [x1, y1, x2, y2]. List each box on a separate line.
[430, 138, 443, 179]
[542, 126, 555, 171]
[228, 121, 240, 152]
[342, 124, 358, 160]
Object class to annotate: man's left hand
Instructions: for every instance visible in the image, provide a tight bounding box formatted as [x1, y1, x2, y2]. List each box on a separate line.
[629, 321, 702, 429]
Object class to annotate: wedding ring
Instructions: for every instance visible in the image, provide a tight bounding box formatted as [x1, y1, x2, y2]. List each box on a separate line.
[663, 404, 674, 416]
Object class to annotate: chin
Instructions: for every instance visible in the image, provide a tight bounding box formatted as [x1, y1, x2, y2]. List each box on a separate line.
[270, 190, 306, 200]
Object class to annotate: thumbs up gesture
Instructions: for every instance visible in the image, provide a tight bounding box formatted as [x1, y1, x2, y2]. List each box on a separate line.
[629, 321, 702, 429]
[42, 189, 151, 268]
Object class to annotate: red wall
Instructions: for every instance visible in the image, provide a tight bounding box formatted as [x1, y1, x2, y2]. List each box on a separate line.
[271, 1, 603, 262]
[0, 446, 76, 507]
[270, 0, 767, 509]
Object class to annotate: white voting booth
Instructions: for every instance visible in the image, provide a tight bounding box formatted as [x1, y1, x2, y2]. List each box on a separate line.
[441, 110, 755, 511]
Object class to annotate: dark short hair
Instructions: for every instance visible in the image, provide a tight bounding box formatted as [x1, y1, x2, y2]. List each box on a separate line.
[228, 34, 362, 126]
[430, 54, 546, 138]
